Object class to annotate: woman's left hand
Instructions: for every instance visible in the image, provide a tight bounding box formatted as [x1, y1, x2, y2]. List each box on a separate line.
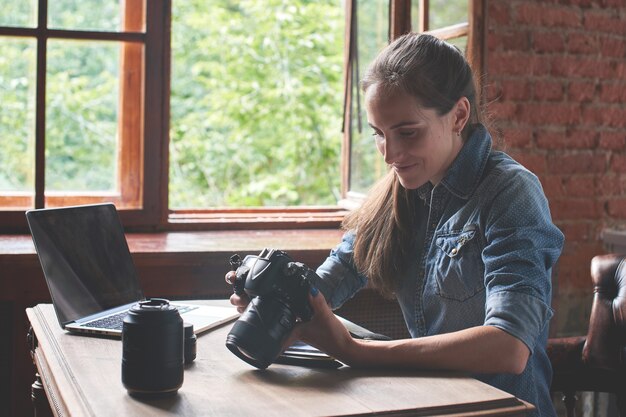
[285, 287, 356, 362]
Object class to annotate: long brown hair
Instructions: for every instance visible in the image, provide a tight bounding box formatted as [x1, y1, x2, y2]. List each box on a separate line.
[343, 33, 483, 297]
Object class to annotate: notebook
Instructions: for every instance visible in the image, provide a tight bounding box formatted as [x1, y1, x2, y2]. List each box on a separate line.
[26, 203, 239, 337]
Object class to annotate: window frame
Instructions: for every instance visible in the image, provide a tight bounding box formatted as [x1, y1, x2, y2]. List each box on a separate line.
[0, 0, 167, 232]
[0, 0, 483, 234]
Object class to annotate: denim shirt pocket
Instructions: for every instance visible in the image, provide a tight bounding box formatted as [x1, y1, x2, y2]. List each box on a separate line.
[433, 226, 485, 301]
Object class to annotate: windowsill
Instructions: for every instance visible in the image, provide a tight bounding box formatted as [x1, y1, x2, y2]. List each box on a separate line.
[166, 210, 348, 230]
[0, 228, 344, 259]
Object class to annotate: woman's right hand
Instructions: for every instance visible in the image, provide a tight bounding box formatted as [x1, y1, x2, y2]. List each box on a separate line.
[225, 271, 250, 313]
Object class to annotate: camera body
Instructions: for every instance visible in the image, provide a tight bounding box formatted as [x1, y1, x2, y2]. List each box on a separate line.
[226, 248, 317, 369]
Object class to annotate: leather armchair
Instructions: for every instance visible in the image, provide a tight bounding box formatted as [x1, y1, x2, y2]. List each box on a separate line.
[547, 254, 626, 417]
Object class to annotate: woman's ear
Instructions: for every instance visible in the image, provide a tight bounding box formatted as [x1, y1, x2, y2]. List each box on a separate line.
[452, 97, 471, 134]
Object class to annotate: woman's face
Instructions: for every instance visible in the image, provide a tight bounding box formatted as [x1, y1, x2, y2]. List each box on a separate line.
[365, 84, 465, 190]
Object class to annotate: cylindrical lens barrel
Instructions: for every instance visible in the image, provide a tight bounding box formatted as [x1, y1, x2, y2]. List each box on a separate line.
[122, 298, 184, 397]
[225, 297, 296, 369]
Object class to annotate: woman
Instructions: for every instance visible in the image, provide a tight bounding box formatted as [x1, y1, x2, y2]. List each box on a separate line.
[229, 33, 563, 417]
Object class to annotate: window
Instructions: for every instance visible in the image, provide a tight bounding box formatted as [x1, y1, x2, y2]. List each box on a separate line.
[0, 0, 482, 232]
[0, 0, 169, 230]
[169, 1, 344, 210]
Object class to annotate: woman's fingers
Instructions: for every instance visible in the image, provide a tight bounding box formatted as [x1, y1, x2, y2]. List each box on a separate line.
[229, 292, 250, 313]
[224, 271, 237, 285]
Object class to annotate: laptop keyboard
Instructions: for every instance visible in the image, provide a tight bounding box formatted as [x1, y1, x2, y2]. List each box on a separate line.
[84, 311, 127, 330]
[82, 305, 199, 330]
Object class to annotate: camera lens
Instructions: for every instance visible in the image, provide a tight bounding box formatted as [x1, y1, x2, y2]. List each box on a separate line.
[122, 298, 184, 397]
[225, 297, 296, 369]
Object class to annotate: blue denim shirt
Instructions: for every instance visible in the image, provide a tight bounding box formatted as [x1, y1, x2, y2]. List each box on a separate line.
[313, 125, 564, 417]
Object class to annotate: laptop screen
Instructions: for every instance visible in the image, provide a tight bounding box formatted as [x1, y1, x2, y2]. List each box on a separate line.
[26, 204, 144, 326]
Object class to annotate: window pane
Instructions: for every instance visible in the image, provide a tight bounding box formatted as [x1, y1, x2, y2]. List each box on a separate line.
[48, 0, 143, 32]
[46, 40, 120, 193]
[170, 0, 344, 208]
[0, 0, 36, 28]
[428, 0, 467, 30]
[0, 37, 36, 208]
[349, 0, 388, 194]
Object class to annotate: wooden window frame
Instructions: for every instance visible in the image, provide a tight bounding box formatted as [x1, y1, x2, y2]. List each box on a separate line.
[0, 0, 167, 232]
[0, 0, 484, 234]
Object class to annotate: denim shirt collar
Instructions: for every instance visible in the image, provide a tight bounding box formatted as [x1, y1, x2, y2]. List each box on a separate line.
[416, 124, 492, 203]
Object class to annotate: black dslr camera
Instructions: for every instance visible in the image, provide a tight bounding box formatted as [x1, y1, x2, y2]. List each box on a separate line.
[225, 248, 318, 369]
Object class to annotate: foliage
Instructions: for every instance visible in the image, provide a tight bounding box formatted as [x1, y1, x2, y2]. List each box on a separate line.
[0, 3, 119, 193]
[169, 0, 344, 207]
[45, 40, 119, 191]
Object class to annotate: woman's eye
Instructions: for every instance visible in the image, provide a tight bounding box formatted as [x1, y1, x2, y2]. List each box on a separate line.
[399, 130, 416, 137]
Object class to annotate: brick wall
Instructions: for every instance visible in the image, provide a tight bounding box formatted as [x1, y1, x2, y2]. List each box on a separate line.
[485, 0, 626, 336]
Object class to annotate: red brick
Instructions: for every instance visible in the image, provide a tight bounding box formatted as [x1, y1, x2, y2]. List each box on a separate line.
[599, 82, 626, 103]
[536, 131, 565, 150]
[584, 10, 626, 35]
[568, 81, 597, 102]
[599, 35, 626, 58]
[567, 33, 599, 55]
[602, 0, 626, 6]
[489, 101, 518, 119]
[602, 107, 626, 128]
[552, 57, 616, 78]
[484, 82, 501, 102]
[564, 0, 595, 6]
[488, 53, 527, 76]
[550, 199, 601, 219]
[500, 79, 531, 101]
[611, 154, 626, 173]
[581, 106, 626, 128]
[599, 131, 626, 150]
[597, 175, 626, 197]
[556, 242, 605, 289]
[547, 152, 606, 174]
[518, 103, 581, 125]
[516, 3, 582, 28]
[500, 31, 531, 51]
[563, 176, 597, 198]
[537, 129, 597, 149]
[500, 126, 533, 148]
[487, 35, 500, 52]
[510, 151, 547, 174]
[534, 80, 565, 101]
[558, 223, 591, 242]
[608, 199, 626, 218]
[488, 52, 533, 76]
[488, 1, 510, 26]
[489, 52, 554, 77]
[533, 32, 565, 53]
[568, 129, 599, 149]
[542, 175, 566, 198]
[560, 222, 593, 242]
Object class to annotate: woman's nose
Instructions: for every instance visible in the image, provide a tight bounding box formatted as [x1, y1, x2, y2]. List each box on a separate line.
[379, 137, 400, 164]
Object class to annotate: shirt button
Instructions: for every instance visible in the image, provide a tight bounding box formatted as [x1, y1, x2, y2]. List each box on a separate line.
[451, 248, 458, 255]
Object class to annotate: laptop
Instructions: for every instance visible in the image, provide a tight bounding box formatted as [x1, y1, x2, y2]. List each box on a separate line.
[26, 203, 239, 337]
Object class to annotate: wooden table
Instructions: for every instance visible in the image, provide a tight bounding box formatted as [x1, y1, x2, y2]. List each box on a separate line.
[26, 302, 534, 416]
